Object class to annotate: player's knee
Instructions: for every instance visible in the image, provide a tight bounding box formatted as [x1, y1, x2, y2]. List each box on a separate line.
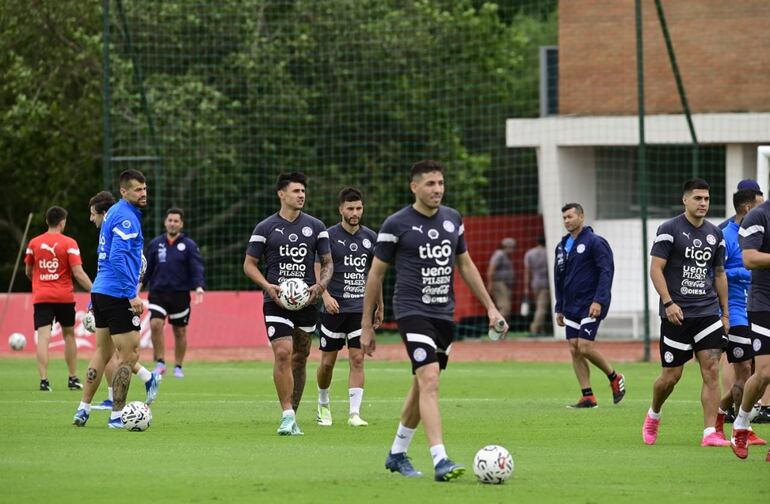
[416, 370, 440, 394]
[349, 352, 364, 369]
[273, 346, 292, 365]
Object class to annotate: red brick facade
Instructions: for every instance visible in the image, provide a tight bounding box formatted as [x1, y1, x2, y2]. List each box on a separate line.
[559, 0, 770, 115]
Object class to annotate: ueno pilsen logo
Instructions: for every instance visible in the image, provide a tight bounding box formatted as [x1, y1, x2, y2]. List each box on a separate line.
[419, 239, 452, 266]
[279, 243, 309, 264]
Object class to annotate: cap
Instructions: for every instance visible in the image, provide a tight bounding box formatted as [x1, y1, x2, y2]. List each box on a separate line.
[737, 178, 762, 193]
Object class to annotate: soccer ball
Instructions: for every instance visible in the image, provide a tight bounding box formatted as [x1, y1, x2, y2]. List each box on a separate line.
[749, 402, 763, 422]
[278, 278, 310, 311]
[82, 311, 96, 333]
[8, 332, 26, 351]
[473, 445, 514, 484]
[121, 401, 152, 432]
[139, 253, 147, 282]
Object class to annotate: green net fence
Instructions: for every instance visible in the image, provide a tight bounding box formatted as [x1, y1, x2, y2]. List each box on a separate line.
[5, 0, 768, 343]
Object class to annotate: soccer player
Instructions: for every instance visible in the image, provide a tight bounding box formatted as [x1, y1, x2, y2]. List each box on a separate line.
[314, 187, 382, 428]
[643, 178, 730, 447]
[244, 172, 332, 436]
[554, 203, 625, 408]
[73, 170, 150, 429]
[25, 206, 93, 391]
[361, 160, 508, 482]
[719, 178, 763, 229]
[716, 189, 765, 445]
[80, 191, 160, 412]
[141, 207, 205, 378]
[730, 187, 770, 459]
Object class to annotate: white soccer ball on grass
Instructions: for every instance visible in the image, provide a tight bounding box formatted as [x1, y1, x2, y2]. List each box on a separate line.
[121, 401, 152, 432]
[473, 445, 514, 484]
[8, 332, 26, 351]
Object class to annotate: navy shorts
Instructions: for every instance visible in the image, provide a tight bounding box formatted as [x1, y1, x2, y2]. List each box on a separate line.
[725, 325, 754, 363]
[564, 316, 601, 341]
[33, 303, 75, 330]
[319, 312, 362, 352]
[91, 293, 141, 335]
[397, 316, 455, 374]
[149, 291, 191, 327]
[659, 316, 726, 367]
[749, 311, 770, 357]
[263, 302, 318, 342]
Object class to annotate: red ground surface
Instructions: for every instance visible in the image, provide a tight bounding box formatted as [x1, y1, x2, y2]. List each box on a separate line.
[12, 339, 648, 363]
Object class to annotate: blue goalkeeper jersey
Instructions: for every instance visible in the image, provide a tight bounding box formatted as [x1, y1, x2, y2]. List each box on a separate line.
[92, 199, 144, 299]
[724, 220, 750, 326]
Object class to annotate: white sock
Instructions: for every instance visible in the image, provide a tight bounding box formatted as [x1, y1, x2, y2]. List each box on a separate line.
[282, 409, 296, 418]
[718, 408, 726, 415]
[735, 408, 751, 430]
[137, 366, 152, 383]
[318, 387, 330, 405]
[78, 401, 91, 413]
[110, 410, 122, 420]
[430, 444, 448, 467]
[647, 407, 661, 420]
[349, 387, 364, 415]
[108, 387, 114, 401]
[390, 423, 417, 454]
[703, 427, 716, 437]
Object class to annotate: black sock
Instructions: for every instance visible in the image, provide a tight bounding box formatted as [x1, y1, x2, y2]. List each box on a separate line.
[607, 371, 617, 381]
[581, 388, 593, 397]
[175, 365, 182, 370]
[157, 359, 165, 365]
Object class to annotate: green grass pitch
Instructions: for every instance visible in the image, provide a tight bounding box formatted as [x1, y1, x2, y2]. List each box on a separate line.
[1, 357, 767, 503]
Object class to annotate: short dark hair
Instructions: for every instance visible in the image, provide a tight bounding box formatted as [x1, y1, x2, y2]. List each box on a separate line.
[89, 191, 116, 214]
[561, 203, 584, 214]
[683, 178, 709, 194]
[733, 189, 758, 213]
[45, 206, 68, 227]
[166, 207, 184, 221]
[119, 169, 146, 188]
[410, 160, 444, 180]
[276, 172, 307, 192]
[537, 235, 546, 246]
[338, 187, 363, 205]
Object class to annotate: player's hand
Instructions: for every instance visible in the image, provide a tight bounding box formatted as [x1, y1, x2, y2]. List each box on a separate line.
[588, 302, 602, 319]
[361, 325, 376, 357]
[556, 313, 565, 327]
[265, 284, 281, 304]
[373, 305, 384, 330]
[195, 287, 204, 305]
[129, 296, 144, 315]
[488, 307, 509, 339]
[665, 303, 684, 326]
[307, 284, 324, 304]
[721, 314, 730, 335]
[323, 293, 339, 314]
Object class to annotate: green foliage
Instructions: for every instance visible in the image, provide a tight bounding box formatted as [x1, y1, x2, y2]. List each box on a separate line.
[0, 1, 104, 289]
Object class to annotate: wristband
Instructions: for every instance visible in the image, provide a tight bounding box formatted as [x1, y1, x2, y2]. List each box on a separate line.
[663, 300, 674, 308]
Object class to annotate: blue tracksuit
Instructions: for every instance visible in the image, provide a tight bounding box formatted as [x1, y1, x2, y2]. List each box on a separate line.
[723, 220, 750, 327]
[143, 233, 205, 292]
[554, 226, 614, 320]
[92, 199, 144, 299]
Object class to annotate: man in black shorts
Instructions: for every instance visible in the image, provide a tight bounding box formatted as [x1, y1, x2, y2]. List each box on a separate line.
[142, 207, 205, 378]
[314, 187, 382, 428]
[361, 160, 507, 482]
[244, 172, 332, 436]
[643, 178, 729, 447]
[731, 188, 770, 459]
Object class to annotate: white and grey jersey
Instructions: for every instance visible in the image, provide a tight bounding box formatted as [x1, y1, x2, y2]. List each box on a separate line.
[650, 214, 725, 318]
[246, 212, 330, 303]
[740, 200, 770, 311]
[323, 224, 377, 313]
[374, 205, 467, 321]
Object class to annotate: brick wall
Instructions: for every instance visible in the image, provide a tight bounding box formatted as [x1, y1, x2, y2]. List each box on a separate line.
[559, 0, 770, 115]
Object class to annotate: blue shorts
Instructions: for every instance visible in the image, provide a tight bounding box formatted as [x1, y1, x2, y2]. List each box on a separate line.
[564, 316, 601, 341]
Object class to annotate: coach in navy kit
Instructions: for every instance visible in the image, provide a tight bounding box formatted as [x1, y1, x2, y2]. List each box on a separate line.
[142, 207, 205, 379]
[643, 178, 730, 448]
[554, 203, 625, 409]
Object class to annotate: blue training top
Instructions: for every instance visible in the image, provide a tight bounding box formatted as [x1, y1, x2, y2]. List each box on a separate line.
[92, 199, 144, 299]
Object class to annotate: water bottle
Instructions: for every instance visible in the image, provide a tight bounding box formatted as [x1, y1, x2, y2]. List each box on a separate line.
[488, 319, 507, 341]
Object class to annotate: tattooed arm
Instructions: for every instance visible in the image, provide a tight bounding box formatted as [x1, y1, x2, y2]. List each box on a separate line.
[308, 253, 333, 304]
